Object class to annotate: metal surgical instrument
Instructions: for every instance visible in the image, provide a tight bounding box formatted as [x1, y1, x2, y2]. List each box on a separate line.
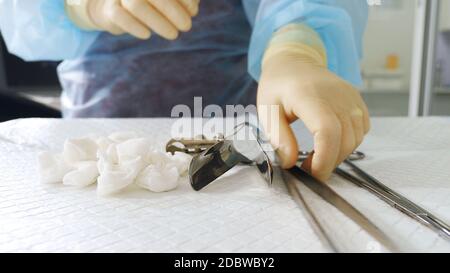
[283, 166, 399, 252]
[299, 150, 450, 240]
[167, 129, 450, 244]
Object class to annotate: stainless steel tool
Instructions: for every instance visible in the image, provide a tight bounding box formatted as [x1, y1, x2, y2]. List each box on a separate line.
[185, 123, 273, 191]
[166, 134, 224, 155]
[299, 149, 450, 240]
[166, 124, 449, 248]
[335, 154, 450, 240]
[282, 166, 399, 252]
[282, 169, 339, 252]
[167, 124, 398, 251]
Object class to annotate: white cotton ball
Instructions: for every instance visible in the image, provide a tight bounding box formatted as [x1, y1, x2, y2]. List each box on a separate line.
[97, 156, 145, 196]
[97, 153, 110, 174]
[108, 131, 140, 143]
[63, 161, 99, 187]
[170, 152, 192, 176]
[38, 131, 188, 195]
[116, 138, 151, 163]
[120, 156, 146, 178]
[136, 164, 179, 193]
[38, 152, 72, 184]
[105, 143, 119, 165]
[63, 137, 98, 164]
[97, 169, 135, 196]
[96, 137, 114, 155]
[97, 142, 119, 171]
[147, 149, 172, 165]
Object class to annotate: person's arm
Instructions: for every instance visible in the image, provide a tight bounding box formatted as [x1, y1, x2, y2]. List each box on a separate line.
[246, 0, 368, 85]
[246, 0, 370, 181]
[0, 0, 100, 61]
[0, 0, 200, 62]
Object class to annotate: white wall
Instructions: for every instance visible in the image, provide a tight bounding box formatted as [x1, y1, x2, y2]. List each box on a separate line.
[361, 0, 416, 88]
[440, 0, 450, 31]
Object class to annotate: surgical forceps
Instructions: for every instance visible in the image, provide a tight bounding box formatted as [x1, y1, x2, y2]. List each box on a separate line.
[169, 134, 450, 240]
[298, 151, 450, 240]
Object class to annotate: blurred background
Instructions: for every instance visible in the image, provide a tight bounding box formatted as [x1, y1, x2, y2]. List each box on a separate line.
[361, 0, 450, 116]
[0, 0, 449, 121]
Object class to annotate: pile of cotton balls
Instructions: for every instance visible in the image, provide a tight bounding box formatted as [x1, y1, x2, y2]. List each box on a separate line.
[37, 132, 192, 196]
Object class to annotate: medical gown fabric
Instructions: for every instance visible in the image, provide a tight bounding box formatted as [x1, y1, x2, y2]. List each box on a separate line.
[0, 0, 99, 61]
[0, 0, 367, 117]
[247, 0, 368, 86]
[0, 117, 449, 252]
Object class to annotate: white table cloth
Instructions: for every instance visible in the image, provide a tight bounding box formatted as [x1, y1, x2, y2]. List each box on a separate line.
[0, 117, 449, 252]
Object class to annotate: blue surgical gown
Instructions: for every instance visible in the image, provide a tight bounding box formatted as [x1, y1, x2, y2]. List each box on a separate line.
[0, 0, 368, 118]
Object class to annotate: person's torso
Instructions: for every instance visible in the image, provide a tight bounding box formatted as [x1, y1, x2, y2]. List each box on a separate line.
[59, 0, 256, 118]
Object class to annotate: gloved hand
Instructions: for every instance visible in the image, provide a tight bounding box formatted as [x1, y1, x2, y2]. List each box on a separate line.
[66, 0, 200, 40]
[258, 24, 370, 181]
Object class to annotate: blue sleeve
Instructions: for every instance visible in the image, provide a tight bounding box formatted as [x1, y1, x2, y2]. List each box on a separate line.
[245, 0, 368, 87]
[0, 0, 100, 61]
